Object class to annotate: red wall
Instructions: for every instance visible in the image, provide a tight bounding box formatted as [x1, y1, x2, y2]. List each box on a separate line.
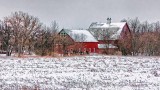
[66, 42, 99, 54]
[83, 42, 99, 53]
[120, 23, 131, 39]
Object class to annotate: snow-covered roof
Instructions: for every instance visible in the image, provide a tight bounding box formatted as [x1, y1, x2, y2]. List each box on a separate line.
[89, 22, 126, 29]
[98, 44, 118, 49]
[62, 29, 98, 42]
[89, 22, 127, 40]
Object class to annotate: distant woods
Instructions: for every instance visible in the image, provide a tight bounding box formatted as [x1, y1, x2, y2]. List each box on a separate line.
[0, 11, 59, 56]
[0, 11, 160, 56]
[121, 18, 160, 56]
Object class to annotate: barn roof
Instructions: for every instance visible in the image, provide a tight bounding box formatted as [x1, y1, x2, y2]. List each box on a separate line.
[62, 29, 98, 42]
[89, 22, 127, 40]
[89, 22, 126, 29]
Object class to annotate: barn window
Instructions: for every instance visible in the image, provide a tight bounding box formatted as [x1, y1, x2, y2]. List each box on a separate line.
[62, 33, 66, 37]
[60, 31, 67, 37]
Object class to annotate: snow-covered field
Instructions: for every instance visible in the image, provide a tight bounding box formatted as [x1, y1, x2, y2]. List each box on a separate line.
[0, 55, 160, 90]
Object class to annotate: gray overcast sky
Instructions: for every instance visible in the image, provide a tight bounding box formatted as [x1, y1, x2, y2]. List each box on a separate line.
[0, 0, 160, 29]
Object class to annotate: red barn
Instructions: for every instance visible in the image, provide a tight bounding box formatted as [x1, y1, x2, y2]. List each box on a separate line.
[58, 29, 99, 55]
[88, 18, 132, 55]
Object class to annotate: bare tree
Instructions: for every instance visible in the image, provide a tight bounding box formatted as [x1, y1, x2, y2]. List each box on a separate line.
[125, 18, 141, 55]
[0, 21, 14, 56]
[73, 33, 87, 55]
[153, 21, 160, 32]
[34, 28, 49, 56]
[118, 31, 132, 55]
[48, 21, 59, 56]
[57, 30, 74, 56]
[102, 28, 111, 54]
[124, 17, 160, 56]
[4, 11, 42, 56]
[139, 32, 159, 56]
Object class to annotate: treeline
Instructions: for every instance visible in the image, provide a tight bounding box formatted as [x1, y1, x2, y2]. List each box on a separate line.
[0, 11, 62, 56]
[122, 18, 160, 56]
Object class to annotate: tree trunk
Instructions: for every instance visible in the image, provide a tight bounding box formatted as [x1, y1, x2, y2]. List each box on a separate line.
[6, 45, 12, 56]
[18, 44, 22, 57]
[28, 45, 32, 55]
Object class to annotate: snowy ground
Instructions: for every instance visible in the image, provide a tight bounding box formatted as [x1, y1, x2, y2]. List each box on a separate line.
[0, 55, 160, 90]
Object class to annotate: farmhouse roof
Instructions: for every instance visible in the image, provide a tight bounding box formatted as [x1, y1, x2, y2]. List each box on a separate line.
[62, 29, 98, 42]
